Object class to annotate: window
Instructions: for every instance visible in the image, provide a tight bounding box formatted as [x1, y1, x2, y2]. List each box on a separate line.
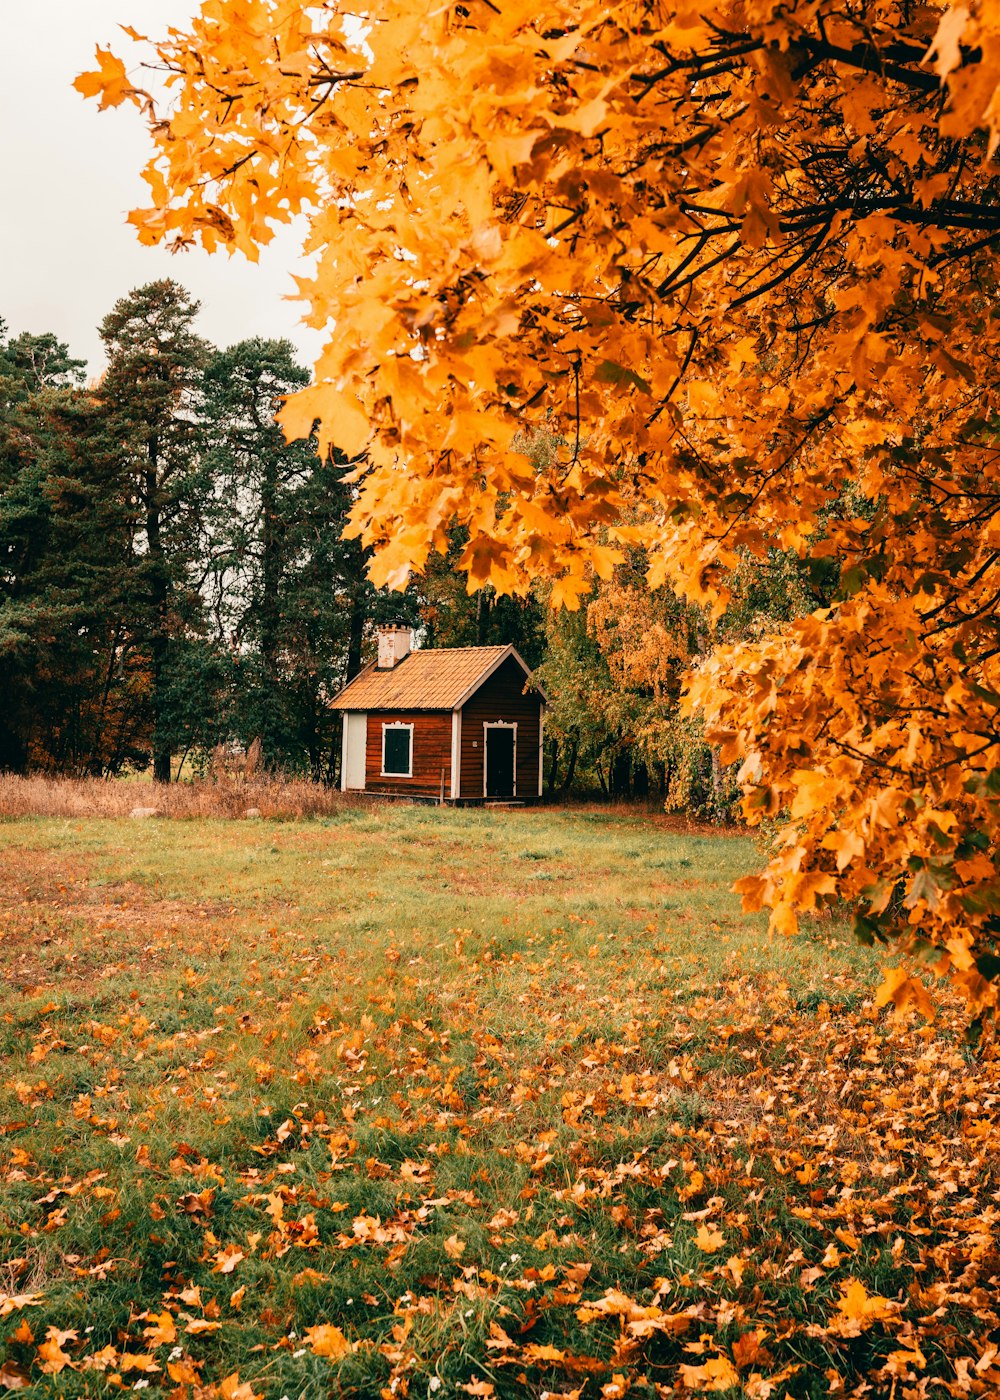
[382, 722, 413, 777]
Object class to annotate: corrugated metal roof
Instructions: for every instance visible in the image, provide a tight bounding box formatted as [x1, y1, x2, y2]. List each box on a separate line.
[331, 645, 519, 711]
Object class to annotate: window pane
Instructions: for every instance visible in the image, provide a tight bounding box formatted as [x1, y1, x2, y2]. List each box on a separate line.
[384, 727, 411, 775]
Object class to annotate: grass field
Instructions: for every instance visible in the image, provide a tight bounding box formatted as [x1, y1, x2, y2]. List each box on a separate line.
[2, 802, 999, 1399]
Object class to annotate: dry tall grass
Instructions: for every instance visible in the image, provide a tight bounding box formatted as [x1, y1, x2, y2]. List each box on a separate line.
[0, 774, 362, 820]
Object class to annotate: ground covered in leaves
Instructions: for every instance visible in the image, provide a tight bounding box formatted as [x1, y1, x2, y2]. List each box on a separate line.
[2, 804, 999, 1399]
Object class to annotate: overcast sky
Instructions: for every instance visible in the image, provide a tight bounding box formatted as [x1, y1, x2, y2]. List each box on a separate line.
[0, 2, 322, 375]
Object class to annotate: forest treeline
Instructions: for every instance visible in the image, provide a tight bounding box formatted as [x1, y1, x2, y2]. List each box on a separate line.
[1, 280, 813, 807]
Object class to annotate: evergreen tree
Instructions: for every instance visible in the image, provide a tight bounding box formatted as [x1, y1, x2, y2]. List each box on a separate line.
[98, 281, 213, 782]
[203, 338, 402, 777]
[0, 323, 136, 772]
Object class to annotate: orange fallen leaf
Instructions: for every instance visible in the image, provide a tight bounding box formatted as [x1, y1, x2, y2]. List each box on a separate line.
[0, 1362, 30, 1392]
[304, 1324, 351, 1359]
[141, 1311, 177, 1346]
[833, 1278, 897, 1334]
[693, 1223, 725, 1253]
[36, 1328, 78, 1375]
[184, 1319, 223, 1335]
[678, 1356, 739, 1392]
[0, 1294, 43, 1319]
[213, 1244, 246, 1275]
[219, 1374, 263, 1400]
[444, 1233, 466, 1260]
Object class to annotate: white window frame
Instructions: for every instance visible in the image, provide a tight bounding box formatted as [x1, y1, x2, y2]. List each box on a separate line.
[483, 721, 517, 798]
[381, 721, 414, 778]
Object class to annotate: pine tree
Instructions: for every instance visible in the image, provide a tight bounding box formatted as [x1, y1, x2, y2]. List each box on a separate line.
[98, 281, 212, 782]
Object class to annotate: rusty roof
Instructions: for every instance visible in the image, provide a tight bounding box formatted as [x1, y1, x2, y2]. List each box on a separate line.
[331, 645, 541, 711]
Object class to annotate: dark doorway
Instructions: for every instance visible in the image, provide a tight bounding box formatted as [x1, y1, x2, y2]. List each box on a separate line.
[485, 726, 515, 798]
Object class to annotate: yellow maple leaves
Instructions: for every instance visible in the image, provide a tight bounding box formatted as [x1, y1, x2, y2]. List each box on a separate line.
[693, 1223, 726, 1253]
[678, 1355, 739, 1392]
[73, 48, 138, 111]
[831, 1279, 901, 1336]
[303, 1323, 351, 1358]
[78, 0, 1000, 1005]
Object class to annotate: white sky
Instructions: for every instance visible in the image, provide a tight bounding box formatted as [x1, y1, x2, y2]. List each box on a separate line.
[0, 2, 322, 375]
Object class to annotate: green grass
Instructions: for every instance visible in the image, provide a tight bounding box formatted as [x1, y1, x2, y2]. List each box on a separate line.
[1, 805, 998, 1398]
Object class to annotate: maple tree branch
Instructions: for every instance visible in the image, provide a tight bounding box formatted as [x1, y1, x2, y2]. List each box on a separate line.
[646, 328, 700, 428]
[793, 34, 944, 93]
[729, 222, 833, 310]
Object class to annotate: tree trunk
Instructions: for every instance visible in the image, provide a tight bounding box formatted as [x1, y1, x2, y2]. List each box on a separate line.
[611, 751, 631, 798]
[258, 446, 282, 765]
[710, 746, 724, 815]
[546, 737, 560, 795]
[476, 587, 491, 644]
[558, 737, 579, 796]
[145, 444, 172, 785]
[345, 535, 367, 681]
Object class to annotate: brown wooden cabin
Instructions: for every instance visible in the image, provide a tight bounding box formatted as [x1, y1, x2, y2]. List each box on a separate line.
[332, 626, 546, 803]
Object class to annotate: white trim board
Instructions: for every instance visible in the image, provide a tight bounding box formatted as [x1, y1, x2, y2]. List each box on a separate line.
[538, 706, 545, 797]
[450, 711, 461, 800]
[342, 712, 368, 790]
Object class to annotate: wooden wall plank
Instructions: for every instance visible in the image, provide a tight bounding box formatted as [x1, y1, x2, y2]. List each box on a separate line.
[365, 710, 452, 798]
[459, 657, 542, 800]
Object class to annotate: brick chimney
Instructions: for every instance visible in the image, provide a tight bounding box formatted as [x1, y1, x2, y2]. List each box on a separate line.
[377, 622, 413, 670]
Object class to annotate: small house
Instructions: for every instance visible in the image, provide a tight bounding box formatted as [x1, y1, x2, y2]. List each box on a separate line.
[333, 625, 546, 803]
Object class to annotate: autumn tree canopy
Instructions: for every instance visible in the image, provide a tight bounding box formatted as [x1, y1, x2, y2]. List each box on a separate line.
[81, 1, 1000, 1009]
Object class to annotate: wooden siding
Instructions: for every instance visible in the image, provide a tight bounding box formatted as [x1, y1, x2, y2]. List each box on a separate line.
[365, 710, 453, 798]
[459, 656, 542, 800]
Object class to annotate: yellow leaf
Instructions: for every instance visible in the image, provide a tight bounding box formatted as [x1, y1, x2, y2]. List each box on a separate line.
[834, 1278, 896, 1332]
[74, 48, 136, 110]
[0, 1294, 43, 1320]
[693, 1223, 725, 1253]
[924, 5, 970, 79]
[219, 1374, 262, 1400]
[549, 573, 593, 611]
[213, 1245, 246, 1275]
[141, 1311, 176, 1346]
[304, 1324, 351, 1359]
[678, 1356, 740, 1392]
[279, 386, 370, 459]
[443, 1233, 466, 1260]
[875, 968, 934, 1020]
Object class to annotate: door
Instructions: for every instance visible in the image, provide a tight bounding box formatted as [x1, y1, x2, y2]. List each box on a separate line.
[342, 712, 368, 790]
[485, 724, 516, 798]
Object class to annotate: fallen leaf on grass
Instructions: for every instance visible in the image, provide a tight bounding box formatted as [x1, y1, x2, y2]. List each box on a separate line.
[36, 1328, 78, 1375]
[833, 1278, 899, 1335]
[119, 1353, 161, 1374]
[141, 1310, 177, 1346]
[78, 1346, 119, 1372]
[485, 1322, 516, 1351]
[304, 1323, 350, 1358]
[219, 1374, 262, 1400]
[693, 1223, 725, 1253]
[0, 1363, 30, 1392]
[0, 1294, 43, 1319]
[213, 1244, 246, 1274]
[732, 1329, 769, 1370]
[678, 1356, 739, 1392]
[522, 1343, 566, 1363]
